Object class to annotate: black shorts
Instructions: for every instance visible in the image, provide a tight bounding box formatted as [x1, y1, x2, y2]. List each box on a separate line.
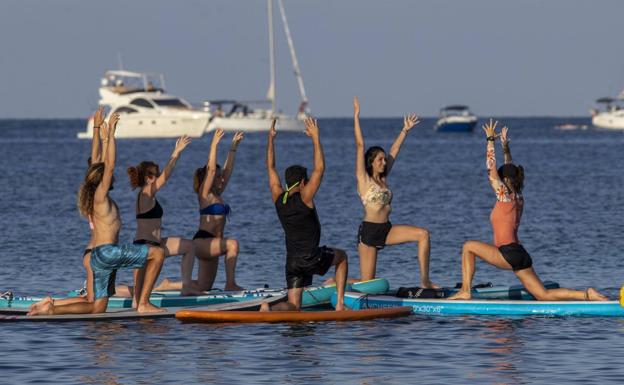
[499, 243, 533, 272]
[285, 246, 336, 289]
[358, 221, 392, 249]
[193, 230, 215, 240]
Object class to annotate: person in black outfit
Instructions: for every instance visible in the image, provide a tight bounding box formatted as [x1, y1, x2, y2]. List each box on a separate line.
[262, 117, 348, 311]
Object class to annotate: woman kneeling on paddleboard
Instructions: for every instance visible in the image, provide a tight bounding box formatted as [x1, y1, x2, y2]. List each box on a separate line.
[448, 119, 607, 301]
[125, 135, 203, 297]
[352, 97, 437, 288]
[191, 129, 244, 291]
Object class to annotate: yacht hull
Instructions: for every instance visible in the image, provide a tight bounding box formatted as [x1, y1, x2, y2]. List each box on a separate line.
[592, 112, 624, 130]
[207, 116, 304, 132]
[78, 114, 209, 139]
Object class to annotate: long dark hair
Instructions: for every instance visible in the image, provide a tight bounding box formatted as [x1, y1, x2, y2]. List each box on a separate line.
[77, 162, 105, 218]
[364, 146, 386, 177]
[193, 164, 221, 193]
[498, 164, 525, 195]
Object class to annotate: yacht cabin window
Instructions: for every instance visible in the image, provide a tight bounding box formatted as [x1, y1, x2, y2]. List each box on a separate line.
[130, 98, 155, 109]
[153, 98, 188, 109]
[114, 106, 139, 114]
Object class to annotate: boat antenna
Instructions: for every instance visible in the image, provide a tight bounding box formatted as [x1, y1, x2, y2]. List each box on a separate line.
[277, 0, 309, 114]
[266, 0, 276, 115]
[117, 52, 124, 71]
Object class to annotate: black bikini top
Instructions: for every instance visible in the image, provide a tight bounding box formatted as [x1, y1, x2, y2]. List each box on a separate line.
[136, 194, 164, 219]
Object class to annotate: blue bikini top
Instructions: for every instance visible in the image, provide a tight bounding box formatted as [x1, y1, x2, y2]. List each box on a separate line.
[200, 203, 231, 216]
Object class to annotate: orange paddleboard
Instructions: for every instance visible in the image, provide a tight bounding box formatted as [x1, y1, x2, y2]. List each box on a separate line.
[175, 306, 412, 323]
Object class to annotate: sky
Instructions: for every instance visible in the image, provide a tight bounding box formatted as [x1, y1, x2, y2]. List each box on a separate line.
[0, 0, 623, 118]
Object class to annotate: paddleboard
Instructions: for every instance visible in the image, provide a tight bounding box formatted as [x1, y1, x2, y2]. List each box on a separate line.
[2, 278, 389, 310]
[396, 281, 560, 300]
[333, 292, 624, 317]
[0, 295, 286, 322]
[176, 306, 412, 324]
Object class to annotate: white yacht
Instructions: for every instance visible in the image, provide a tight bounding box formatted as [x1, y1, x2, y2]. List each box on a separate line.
[204, 0, 307, 133]
[591, 97, 624, 130]
[78, 70, 210, 139]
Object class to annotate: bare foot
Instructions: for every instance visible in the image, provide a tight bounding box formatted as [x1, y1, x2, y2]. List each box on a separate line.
[28, 300, 54, 316]
[181, 285, 206, 296]
[260, 302, 271, 312]
[587, 288, 608, 301]
[421, 280, 440, 289]
[137, 302, 166, 313]
[334, 303, 347, 311]
[447, 291, 471, 300]
[28, 296, 52, 313]
[224, 283, 245, 291]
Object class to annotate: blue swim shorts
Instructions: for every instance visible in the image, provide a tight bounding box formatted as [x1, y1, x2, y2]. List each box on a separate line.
[90, 243, 149, 299]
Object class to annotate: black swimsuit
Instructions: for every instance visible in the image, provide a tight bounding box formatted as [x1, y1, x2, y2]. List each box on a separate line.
[134, 194, 164, 246]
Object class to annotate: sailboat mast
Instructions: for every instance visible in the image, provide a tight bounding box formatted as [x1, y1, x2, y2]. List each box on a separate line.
[277, 0, 309, 113]
[267, 0, 276, 114]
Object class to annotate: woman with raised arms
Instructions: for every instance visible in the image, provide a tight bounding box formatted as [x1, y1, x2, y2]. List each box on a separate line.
[448, 119, 607, 301]
[353, 97, 437, 288]
[191, 129, 244, 291]
[126, 135, 202, 298]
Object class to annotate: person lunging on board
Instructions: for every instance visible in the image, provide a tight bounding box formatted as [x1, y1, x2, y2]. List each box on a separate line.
[352, 96, 437, 288]
[29, 113, 166, 315]
[262, 117, 348, 311]
[448, 119, 607, 301]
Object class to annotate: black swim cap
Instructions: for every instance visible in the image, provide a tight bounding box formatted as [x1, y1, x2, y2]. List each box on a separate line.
[498, 164, 518, 179]
[285, 165, 308, 188]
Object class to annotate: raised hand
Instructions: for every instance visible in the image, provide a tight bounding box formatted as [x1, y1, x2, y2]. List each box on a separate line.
[108, 113, 120, 135]
[304, 116, 319, 139]
[231, 131, 244, 148]
[173, 135, 191, 157]
[211, 128, 225, 146]
[353, 96, 360, 116]
[269, 118, 277, 139]
[99, 121, 109, 139]
[93, 106, 105, 128]
[501, 126, 509, 145]
[403, 113, 420, 131]
[482, 118, 499, 138]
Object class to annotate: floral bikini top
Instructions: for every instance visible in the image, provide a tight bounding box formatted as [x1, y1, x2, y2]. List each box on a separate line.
[361, 182, 392, 207]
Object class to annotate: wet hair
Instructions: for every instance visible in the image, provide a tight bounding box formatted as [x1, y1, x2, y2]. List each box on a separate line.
[77, 162, 105, 218]
[127, 161, 159, 189]
[285, 165, 308, 188]
[498, 164, 524, 194]
[364, 146, 386, 177]
[193, 164, 221, 193]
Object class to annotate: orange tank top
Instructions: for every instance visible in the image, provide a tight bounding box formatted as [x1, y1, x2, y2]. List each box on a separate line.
[490, 196, 523, 247]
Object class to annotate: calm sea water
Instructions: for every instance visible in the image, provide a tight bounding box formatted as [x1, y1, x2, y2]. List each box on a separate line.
[0, 118, 623, 384]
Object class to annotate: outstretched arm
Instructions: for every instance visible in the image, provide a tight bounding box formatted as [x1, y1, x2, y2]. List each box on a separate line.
[501, 126, 513, 164]
[267, 119, 284, 202]
[154, 135, 191, 192]
[94, 113, 119, 207]
[219, 131, 243, 194]
[386, 113, 419, 175]
[353, 97, 367, 188]
[199, 129, 224, 200]
[483, 119, 511, 202]
[300, 117, 324, 205]
[90, 107, 105, 163]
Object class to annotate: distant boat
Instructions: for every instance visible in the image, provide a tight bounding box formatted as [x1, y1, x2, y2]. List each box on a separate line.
[78, 70, 210, 139]
[435, 105, 478, 132]
[204, 0, 307, 133]
[591, 97, 624, 130]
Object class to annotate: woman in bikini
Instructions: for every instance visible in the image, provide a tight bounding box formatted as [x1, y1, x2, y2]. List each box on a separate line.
[126, 135, 202, 298]
[191, 129, 244, 291]
[353, 97, 437, 288]
[448, 119, 607, 301]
